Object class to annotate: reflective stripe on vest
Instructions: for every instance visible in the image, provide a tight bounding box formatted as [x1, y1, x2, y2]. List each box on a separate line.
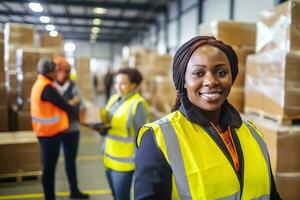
[32, 115, 60, 124]
[158, 118, 192, 200]
[138, 111, 271, 199]
[104, 93, 146, 172]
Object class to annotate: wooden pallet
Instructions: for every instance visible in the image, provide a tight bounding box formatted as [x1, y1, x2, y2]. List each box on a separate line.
[244, 107, 300, 126]
[0, 170, 42, 183]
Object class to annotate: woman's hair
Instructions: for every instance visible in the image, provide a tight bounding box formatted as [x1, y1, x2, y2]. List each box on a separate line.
[116, 67, 143, 85]
[37, 58, 56, 75]
[171, 36, 238, 111]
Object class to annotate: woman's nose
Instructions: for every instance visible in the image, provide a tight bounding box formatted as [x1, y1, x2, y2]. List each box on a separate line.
[203, 73, 219, 87]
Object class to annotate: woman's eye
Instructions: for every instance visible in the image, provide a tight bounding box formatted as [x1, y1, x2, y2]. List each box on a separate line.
[216, 70, 227, 77]
[192, 71, 204, 77]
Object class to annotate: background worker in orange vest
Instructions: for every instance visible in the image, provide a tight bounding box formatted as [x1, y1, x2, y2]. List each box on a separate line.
[30, 58, 89, 200]
[53, 56, 89, 199]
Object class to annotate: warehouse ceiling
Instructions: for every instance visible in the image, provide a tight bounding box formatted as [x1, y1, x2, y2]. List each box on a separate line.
[0, 0, 170, 43]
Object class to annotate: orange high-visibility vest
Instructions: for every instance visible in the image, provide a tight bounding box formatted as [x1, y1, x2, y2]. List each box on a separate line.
[30, 74, 69, 137]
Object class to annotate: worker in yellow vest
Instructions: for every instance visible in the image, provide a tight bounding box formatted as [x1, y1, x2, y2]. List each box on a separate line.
[134, 36, 281, 200]
[103, 67, 149, 200]
[31, 59, 88, 200]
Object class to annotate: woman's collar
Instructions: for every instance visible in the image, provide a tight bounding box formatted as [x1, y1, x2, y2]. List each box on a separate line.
[179, 95, 242, 129]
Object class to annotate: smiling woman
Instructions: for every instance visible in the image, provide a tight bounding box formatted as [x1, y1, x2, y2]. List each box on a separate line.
[134, 36, 282, 200]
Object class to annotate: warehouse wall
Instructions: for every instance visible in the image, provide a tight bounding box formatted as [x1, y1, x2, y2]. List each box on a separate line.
[180, 8, 198, 45]
[137, 0, 280, 54]
[234, 0, 275, 21]
[73, 41, 123, 60]
[203, 0, 230, 22]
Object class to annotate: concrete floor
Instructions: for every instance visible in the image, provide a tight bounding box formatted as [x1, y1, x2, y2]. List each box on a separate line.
[0, 126, 114, 200]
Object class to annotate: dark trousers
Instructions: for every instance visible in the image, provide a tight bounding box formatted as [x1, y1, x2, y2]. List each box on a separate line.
[106, 169, 133, 200]
[38, 131, 79, 200]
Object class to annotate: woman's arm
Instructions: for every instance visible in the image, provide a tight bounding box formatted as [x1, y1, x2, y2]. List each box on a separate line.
[134, 129, 172, 200]
[133, 102, 148, 134]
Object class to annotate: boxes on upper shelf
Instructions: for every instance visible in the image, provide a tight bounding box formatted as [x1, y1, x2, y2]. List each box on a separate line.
[199, 20, 256, 47]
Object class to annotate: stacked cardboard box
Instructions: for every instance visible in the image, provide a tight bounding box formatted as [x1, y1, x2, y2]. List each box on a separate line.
[199, 21, 256, 113]
[0, 131, 41, 175]
[40, 32, 63, 49]
[127, 47, 174, 118]
[4, 23, 35, 70]
[15, 48, 57, 130]
[75, 58, 94, 102]
[4, 23, 35, 131]
[245, 0, 300, 118]
[0, 32, 9, 131]
[244, 1, 300, 199]
[245, 115, 300, 200]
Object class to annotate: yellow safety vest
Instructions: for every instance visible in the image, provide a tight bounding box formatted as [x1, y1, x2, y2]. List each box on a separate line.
[137, 110, 271, 200]
[104, 92, 149, 172]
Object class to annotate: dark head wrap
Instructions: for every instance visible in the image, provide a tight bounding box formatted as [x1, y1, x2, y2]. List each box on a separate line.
[173, 36, 238, 92]
[171, 36, 238, 111]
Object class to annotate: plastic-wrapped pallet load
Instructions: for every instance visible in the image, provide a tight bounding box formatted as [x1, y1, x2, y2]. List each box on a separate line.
[245, 114, 300, 200]
[245, 47, 300, 118]
[256, 0, 300, 53]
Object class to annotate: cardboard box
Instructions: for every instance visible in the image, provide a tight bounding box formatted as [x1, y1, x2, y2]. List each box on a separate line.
[245, 50, 300, 117]
[0, 131, 40, 174]
[79, 107, 107, 125]
[256, 0, 300, 53]
[40, 32, 63, 48]
[4, 23, 35, 46]
[0, 40, 4, 82]
[152, 76, 176, 114]
[232, 47, 255, 87]
[245, 115, 300, 173]
[244, 115, 300, 199]
[0, 105, 9, 132]
[20, 73, 36, 103]
[7, 89, 18, 106]
[228, 87, 244, 113]
[8, 105, 18, 131]
[16, 48, 56, 72]
[7, 70, 19, 90]
[0, 83, 7, 106]
[17, 110, 32, 131]
[199, 21, 256, 47]
[276, 175, 300, 200]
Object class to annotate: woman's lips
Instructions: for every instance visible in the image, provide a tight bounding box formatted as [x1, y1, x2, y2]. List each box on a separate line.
[199, 92, 222, 103]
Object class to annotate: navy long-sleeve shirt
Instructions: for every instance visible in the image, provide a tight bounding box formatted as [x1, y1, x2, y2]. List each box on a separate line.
[41, 84, 77, 122]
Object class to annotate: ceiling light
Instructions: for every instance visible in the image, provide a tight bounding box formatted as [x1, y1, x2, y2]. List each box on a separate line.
[39, 16, 50, 23]
[90, 33, 97, 40]
[49, 30, 58, 37]
[28, 2, 43, 12]
[45, 24, 55, 31]
[93, 7, 107, 14]
[93, 18, 101, 25]
[91, 27, 100, 33]
[64, 42, 76, 52]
